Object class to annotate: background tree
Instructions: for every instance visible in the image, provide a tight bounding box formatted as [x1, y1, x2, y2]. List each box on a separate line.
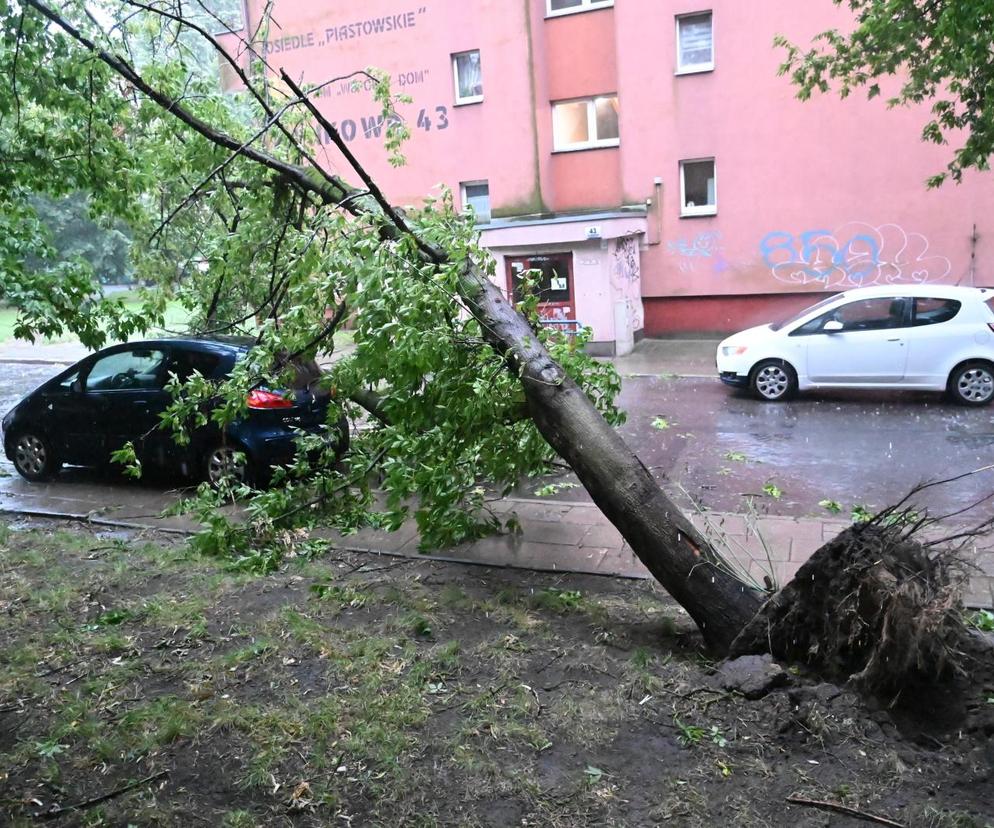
[776, 0, 994, 186]
[27, 192, 133, 284]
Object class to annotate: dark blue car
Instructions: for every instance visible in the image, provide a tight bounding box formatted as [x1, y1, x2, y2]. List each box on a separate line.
[1, 338, 345, 486]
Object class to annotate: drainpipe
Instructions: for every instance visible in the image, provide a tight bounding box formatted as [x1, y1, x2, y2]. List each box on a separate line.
[646, 177, 663, 246]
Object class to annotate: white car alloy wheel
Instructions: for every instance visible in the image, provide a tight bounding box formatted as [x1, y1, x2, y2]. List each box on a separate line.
[14, 433, 53, 479]
[952, 364, 994, 405]
[205, 444, 248, 486]
[752, 361, 795, 402]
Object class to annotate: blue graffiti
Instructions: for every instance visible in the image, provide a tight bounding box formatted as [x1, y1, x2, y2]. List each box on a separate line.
[668, 231, 721, 258]
[760, 230, 881, 283]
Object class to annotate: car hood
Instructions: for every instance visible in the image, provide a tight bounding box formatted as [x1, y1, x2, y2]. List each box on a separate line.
[718, 323, 776, 348]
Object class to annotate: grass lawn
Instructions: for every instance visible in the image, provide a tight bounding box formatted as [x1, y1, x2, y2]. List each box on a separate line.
[0, 296, 354, 351]
[0, 293, 189, 345]
[0, 519, 990, 826]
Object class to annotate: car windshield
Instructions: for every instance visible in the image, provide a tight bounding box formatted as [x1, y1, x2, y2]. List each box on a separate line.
[770, 294, 844, 332]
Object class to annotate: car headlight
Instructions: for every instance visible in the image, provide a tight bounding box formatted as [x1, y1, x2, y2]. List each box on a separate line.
[721, 345, 748, 357]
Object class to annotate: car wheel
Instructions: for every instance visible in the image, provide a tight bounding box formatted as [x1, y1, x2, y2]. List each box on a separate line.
[12, 431, 61, 481]
[948, 361, 994, 406]
[203, 441, 252, 487]
[750, 360, 797, 402]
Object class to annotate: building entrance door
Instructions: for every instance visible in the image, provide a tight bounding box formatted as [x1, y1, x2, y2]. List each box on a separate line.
[505, 254, 576, 324]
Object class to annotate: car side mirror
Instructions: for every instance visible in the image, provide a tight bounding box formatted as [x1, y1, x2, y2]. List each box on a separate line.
[823, 320, 844, 333]
[70, 379, 84, 393]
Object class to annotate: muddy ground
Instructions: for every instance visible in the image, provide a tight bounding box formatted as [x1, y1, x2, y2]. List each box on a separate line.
[0, 517, 991, 827]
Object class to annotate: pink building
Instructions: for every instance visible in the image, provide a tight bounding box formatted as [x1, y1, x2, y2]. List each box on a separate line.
[238, 0, 994, 353]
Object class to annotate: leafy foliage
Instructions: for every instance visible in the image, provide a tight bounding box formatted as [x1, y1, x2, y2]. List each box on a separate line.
[0, 1, 624, 562]
[775, 0, 994, 185]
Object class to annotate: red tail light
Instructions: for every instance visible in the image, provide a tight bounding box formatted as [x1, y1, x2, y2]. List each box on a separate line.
[247, 389, 293, 409]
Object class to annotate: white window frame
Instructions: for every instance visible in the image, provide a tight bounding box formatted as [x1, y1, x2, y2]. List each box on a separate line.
[552, 95, 620, 152]
[460, 180, 491, 223]
[679, 158, 717, 217]
[545, 0, 614, 20]
[452, 50, 483, 105]
[675, 11, 714, 75]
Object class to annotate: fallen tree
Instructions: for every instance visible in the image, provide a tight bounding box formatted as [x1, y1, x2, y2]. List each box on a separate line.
[3, 1, 991, 686]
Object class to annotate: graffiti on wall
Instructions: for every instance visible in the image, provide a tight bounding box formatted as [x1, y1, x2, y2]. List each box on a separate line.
[613, 236, 644, 331]
[759, 223, 952, 289]
[667, 231, 729, 274]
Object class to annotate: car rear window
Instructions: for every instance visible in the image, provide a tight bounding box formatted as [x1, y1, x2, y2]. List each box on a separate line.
[168, 349, 224, 381]
[912, 297, 961, 326]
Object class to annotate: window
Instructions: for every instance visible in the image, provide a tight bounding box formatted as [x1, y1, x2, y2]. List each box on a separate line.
[552, 96, 619, 151]
[679, 159, 716, 216]
[508, 255, 572, 305]
[460, 181, 491, 223]
[793, 298, 909, 335]
[546, 0, 613, 17]
[913, 297, 961, 326]
[676, 11, 714, 74]
[167, 348, 224, 382]
[452, 50, 483, 104]
[86, 348, 167, 391]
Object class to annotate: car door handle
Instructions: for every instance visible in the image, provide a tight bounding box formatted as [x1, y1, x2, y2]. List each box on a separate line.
[886, 338, 902, 342]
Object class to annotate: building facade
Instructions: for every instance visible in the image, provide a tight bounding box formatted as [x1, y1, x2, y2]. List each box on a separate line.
[237, 0, 994, 353]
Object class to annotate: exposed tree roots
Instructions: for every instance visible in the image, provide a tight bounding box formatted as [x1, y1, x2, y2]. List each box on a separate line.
[729, 520, 985, 701]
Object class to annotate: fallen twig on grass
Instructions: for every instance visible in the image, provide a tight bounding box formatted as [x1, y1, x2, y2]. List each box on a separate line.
[35, 770, 169, 820]
[786, 794, 905, 827]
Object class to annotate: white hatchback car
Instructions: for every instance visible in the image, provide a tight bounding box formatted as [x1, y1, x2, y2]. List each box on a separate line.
[716, 285, 994, 404]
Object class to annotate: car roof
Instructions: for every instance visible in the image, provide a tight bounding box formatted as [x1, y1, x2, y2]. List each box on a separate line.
[104, 336, 254, 354]
[832, 285, 992, 301]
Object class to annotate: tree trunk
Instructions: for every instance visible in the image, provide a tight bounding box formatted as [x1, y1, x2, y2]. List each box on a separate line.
[457, 266, 765, 652]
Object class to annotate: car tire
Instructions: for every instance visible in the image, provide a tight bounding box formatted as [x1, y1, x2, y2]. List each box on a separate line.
[948, 361, 994, 406]
[11, 431, 62, 481]
[203, 440, 254, 488]
[750, 359, 797, 402]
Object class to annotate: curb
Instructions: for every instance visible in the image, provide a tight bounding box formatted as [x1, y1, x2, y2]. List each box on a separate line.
[0, 506, 650, 581]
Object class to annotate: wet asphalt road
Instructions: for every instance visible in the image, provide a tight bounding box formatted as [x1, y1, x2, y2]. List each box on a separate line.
[611, 375, 994, 517]
[2, 362, 993, 519]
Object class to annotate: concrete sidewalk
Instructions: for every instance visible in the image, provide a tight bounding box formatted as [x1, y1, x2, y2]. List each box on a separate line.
[0, 336, 724, 375]
[313, 497, 993, 609]
[609, 338, 720, 377]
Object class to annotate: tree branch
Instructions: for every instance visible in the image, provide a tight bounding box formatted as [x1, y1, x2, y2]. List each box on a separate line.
[279, 70, 445, 264]
[22, 0, 357, 208]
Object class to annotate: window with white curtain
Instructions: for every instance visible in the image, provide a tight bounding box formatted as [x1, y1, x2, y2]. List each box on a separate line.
[452, 50, 483, 104]
[676, 12, 714, 74]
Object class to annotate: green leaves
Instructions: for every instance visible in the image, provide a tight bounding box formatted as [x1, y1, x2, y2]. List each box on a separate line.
[775, 0, 994, 184]
[967, 609, 994, 633]
[110, 441, 142, 479]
